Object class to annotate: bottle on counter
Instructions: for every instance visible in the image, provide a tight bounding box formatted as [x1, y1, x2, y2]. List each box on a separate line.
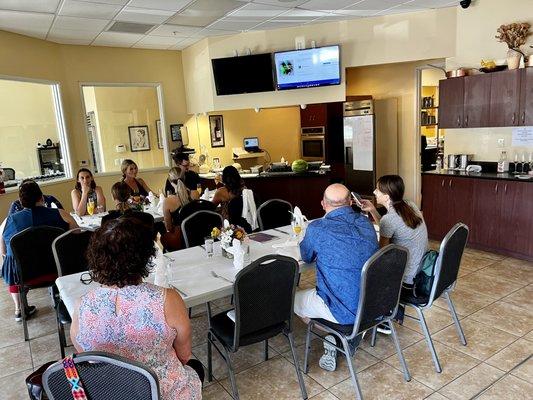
[497, 151, 509, 173]
[436, 155, 442, 172]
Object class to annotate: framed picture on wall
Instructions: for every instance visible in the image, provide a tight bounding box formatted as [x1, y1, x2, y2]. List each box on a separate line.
[128, 125, 150, 152]
[170, 124, 183, 142]
[156, 120, 163, 149]
[209, 115, 225, 148]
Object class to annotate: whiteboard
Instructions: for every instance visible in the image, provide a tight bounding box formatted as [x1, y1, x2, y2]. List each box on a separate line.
[345, 115, 374, 171]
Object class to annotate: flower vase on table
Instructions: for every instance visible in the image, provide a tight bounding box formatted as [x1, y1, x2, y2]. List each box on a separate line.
[211, 222, 247, 260]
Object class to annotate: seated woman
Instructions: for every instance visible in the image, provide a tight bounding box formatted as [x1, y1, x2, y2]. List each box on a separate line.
[360, 174, 428, 331]
[1, 180, 78, 321]
[161, 167, 199, 251]
[101, 181, 133, 223]
[71, 168, 106, 216]
[211, 166, 252, 232]
[70, 217, 203, 399]
[121, 159, 153, 199]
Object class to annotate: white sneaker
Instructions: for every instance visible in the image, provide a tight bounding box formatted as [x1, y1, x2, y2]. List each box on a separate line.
[319, 335, 337, 372]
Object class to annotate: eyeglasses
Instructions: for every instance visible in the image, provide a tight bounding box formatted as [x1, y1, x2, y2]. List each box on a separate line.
[80, 272, 93, 285]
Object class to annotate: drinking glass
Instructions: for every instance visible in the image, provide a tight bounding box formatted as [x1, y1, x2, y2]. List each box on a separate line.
[87, 200, 95, 215]
[204, 236, 214, 258]
[242, 242, 251, 265]
[96, 205, 104, 214]
[513, 152, 519, 174]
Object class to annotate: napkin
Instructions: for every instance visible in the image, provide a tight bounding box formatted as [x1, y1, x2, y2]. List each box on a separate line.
[225, 238, 244, 270]
[157, 194, 165, 215]
[292, 206, 308, 229]
[147, 191, 156, 207]
[200, 188, 210, 200]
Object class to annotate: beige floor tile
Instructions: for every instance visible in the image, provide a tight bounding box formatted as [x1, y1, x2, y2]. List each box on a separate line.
[469, 301, 533, 336]
[462, 248, 506, 262]
[402, 305, 455, 335]
[510, 357, 533, 384]
[30, 333, 62, 367]
[481, 261, 533, 285]
[202, 381, 233, 400]
[457, 271, 525, 300]
[503, 257, 533, 270]
[0, 342, 32, 379]
[384, 341, 479, 390]
[26, 306, 58, 339]
[432, 287, 496, 317]
[268, 317, 314, 354]
[0, 368, 34, 400]
[477, 374, 533, 399]
[438, 362, 505, 400]
[329, 362, 433, 400]
[424, 393, 450, 400]
[459, 253, 497, 271]
[219, 356, 324, 399]
[359, 324, 424, 360]
[190, 313, 210, 347]
[192, 341, 279, 382]
[283, 339, 380, 389]
[524, 330, 533, 342]
[486, 339, 533, 372]
[0, 322, 25, 349]
[502, 285, 533, 310]
[310, 390, 340, 399]
[433, 318, 518, 360]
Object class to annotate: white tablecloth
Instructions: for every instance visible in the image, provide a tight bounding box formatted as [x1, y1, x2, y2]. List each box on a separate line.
[71, 208, 164, 230]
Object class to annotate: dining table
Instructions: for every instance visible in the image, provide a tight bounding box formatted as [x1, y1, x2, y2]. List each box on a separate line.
[70, 206, 164, 230]
[56, 222, 380, 316]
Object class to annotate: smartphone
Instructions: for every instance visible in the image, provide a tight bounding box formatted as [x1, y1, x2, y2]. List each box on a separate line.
[351, 191, 363, 207]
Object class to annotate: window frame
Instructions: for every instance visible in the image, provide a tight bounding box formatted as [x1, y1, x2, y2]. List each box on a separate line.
[0, 74, 73, 193]
[79, 82, 170, 177]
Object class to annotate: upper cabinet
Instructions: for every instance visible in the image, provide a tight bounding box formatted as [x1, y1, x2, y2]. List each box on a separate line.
[438, 67, 533, 129]
[300, 103, 327, 127]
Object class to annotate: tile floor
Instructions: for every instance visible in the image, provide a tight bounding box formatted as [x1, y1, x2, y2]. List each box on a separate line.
[0, 244, 531, 399]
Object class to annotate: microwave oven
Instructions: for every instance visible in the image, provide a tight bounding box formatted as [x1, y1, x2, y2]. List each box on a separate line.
[300, 127, 325, 161]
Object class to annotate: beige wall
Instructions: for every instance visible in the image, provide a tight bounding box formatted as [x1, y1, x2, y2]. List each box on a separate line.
[184, 107, 301, 168]
[0, 80, 60, 177]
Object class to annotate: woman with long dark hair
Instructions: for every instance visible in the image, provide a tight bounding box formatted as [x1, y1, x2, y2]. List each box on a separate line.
[212, 165, 251, 232]
[71, 168, 106, 216]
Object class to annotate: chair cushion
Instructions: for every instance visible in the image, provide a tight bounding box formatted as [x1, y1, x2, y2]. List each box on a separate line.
[312, 318, 354, 336]
[56, 301, 72, 325]
[209, 311, 286, 350]
[400, 292, 429, 306]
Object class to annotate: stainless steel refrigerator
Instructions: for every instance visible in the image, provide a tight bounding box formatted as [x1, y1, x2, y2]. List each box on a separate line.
[343, 99, 398, 196]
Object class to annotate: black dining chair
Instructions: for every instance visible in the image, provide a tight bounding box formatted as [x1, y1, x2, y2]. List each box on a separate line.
[401, 223, 469, 373]
[303, 245, 411, 400]
[42, 351, 160, 400]
[178, 199, 216, 223]
[206, 255, 307, 400]
[181, 210, 223, 248]
[52, 228, 93, 357]
[257, 199, 293, 231]
[11, 225, 66, 341]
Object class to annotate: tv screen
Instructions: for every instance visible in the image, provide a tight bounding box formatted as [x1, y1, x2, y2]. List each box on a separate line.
[274, 45, 341, 90]
[212, 53, 275, 95]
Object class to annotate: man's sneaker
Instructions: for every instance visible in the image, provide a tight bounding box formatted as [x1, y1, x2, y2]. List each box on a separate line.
[319, 335, 337, 372]
[376, 323, 392, 335]
[14, 306, 36, 322]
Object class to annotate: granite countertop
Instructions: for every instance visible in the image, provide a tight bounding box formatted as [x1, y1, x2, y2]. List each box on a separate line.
[199, 170, 330, 179]
[422, 169, 533, 182]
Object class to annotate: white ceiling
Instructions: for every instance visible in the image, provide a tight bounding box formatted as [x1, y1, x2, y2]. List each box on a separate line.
[0, 0, 458, 50]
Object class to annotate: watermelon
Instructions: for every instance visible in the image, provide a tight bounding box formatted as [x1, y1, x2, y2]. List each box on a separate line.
[291, 159, 308, 173]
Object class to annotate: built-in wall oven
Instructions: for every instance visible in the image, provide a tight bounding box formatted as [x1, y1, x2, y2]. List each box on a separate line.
[300, 126, 325, 161]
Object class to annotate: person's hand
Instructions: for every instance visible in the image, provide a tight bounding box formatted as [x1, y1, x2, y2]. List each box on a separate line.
[81, 181, 90, 194]
[359, 199, 376, 213]
[214, 173, 222, 186]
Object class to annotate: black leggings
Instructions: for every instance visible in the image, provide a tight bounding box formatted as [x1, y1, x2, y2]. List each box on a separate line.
[186, 359, 205, 384]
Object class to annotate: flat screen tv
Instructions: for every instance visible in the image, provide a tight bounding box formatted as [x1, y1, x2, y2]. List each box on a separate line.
[212, 53, 275, 95]
[274, 45, 341, 90]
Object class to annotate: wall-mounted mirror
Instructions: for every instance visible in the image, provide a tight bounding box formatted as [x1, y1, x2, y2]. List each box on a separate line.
[81, 84, 168, 173]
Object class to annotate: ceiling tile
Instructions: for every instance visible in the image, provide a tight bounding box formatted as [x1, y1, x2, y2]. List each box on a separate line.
[272, 7, 330, 20]
[167, 0, 244, 27]
[252, 19, 302, 30]
[0, 0, 60, 13]
[48, 27, 101, 40]
[168, 36, 200, 50]
[194, 27, 239, 37]
[149, 23, 203, 37]
[408, 0, 457, 7]
[227, 2, 287, 18]
[115, 6, 175, 24]
[128, 0, 193, 12]
[133, 35, 182, 47]
[208, 18, 261, 31]
[0, 10, 54, 39]
[92, 31, 144, 46]
[53, 15, 110, 31]
[59, 0, 122, 19]
[251, 0, 309, 7]
[48, 37, 94, 45]
[75, 0, 129, 5]
[336, 0, 408, 14]
[299, 0, 360, 12]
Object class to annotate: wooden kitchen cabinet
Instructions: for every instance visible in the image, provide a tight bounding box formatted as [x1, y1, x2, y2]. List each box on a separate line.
[519, 67, 533, 126]
[300, 103, 327, 127]
[470, 179, 502, 248]
[490, 69, 521, 127]
[463, 74, 491, 128]
[438, 78, 464, 128]
[499, 180, 533, 256]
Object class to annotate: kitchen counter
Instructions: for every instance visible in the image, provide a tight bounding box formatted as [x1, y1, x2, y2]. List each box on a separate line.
[199, 170, 329, 180]
[422, 169, 533, 182]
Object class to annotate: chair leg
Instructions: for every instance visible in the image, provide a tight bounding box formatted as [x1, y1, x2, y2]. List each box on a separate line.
[286, 332, 308, 400]
[21, 290, 29, 341]
[57, 318, 66, 358]
[388, 321, 411, 382]
[444, 292, 467, 346]
[303, 323, 312, 374]
[207, 337, 213, 382]
[370, 326, 377, 347]
[188, 308, 192, 319]
[220, 345, 239, 400]
[339, 336, 363, 400]
[414, 307, 442, 373]
[264, 339, 269, 361]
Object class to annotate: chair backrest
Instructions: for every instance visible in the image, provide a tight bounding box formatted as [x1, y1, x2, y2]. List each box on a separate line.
[428, 223, 469, 305]
[52, 229, 93, 276]
[178, 199, 216, 222]
[257, 199, 293, 231]
[352, 245, 408, 335]
[11, 225, 65, 287]
[233, 255, 298, 349]
[42, 351, 160, 400]
[181, 210, 223, 248]
[3, 167, 15, 180]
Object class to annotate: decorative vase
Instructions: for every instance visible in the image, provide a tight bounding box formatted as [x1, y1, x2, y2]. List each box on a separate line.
[507, 48, 522, 70]
[222, 246, 233, 259]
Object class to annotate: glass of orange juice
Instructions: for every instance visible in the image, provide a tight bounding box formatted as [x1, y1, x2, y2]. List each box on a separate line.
[87, 200, 95, 216]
